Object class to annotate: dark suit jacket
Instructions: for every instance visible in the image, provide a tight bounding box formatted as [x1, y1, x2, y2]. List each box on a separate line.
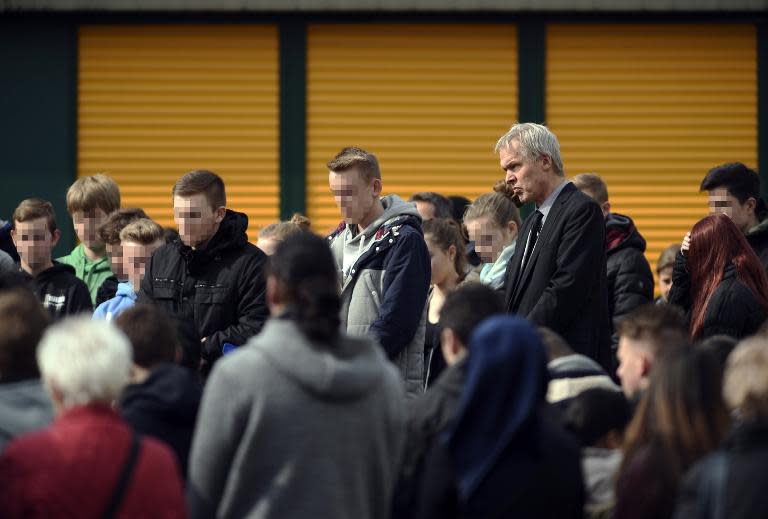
[504, 183, 610, 365]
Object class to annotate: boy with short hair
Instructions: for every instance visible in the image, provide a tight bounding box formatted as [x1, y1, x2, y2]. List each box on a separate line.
[93, 218, 164, 321]
[94, 208, 149, 305]
[58, 174, 121, 304]
[11, 198, 92, 320]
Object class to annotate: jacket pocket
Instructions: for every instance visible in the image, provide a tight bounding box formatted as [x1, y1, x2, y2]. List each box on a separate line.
[194, 285, 229, 305]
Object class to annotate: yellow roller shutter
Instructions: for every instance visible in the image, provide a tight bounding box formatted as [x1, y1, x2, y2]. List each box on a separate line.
[78, 25, 279, 242]
[547, 24, 757, 292]
[307, 23, 517, 233]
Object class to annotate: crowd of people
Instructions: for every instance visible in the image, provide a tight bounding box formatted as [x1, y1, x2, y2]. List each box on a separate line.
[0, 122, 767, 518]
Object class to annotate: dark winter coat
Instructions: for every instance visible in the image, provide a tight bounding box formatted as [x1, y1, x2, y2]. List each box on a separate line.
[504, 183, 611, 367]
[393, 359, 466, 518]
[415, 316, 584, 519]
[0, 404, 186, 518]
[139, 210, 269, 369]
[20, 263, 93, 320]
[675, 420, 768, 519]
[746, 218, 768, 272]
[95, 275, 119, 306]
[668, 252, 768, 340]
[119, 363, 202, 476]
[605, 214, 654, 351]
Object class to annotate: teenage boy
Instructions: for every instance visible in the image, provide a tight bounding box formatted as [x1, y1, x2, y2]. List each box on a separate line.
[93, 218, 164, 321]
[94, 208, 149, 305]
[12, 198, 92, 320]
[140, 170, 269, 372]
[58, 174, 121, 304]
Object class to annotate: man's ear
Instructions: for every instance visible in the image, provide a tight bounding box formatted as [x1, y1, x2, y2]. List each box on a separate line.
[441, 328, 465, 365]
[745, 197, 758, 215]
[51, 229, 61, 248]
[539, 154, 553, 172]
[370, 178, 383, 198]
[10, 229, 17, 248]
[214, 206, 227, 224]
[602, 201, 611, 216]
[640, 354, 652, 378]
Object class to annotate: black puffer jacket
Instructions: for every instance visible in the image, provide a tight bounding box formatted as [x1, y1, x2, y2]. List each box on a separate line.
[605, 214, 654, 349]
[139, 210, 269, 369]
[668, 252, 768, 340]
[746, 218, 768, 272]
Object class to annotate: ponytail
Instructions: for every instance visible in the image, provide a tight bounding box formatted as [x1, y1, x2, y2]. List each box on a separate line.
[289, 277, 341, 342]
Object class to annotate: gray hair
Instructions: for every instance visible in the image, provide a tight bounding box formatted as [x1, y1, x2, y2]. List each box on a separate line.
[494, 122, 564, 176]
[37, 317, 132, 409]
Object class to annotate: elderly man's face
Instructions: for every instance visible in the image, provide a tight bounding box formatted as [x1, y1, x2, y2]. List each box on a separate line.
[500, 139, 551, 206]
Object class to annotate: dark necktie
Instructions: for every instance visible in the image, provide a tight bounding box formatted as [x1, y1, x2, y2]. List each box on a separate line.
[521, 210, 544, 271]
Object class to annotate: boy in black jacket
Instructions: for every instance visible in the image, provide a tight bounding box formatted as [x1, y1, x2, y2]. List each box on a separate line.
[12, 198, 92, 320]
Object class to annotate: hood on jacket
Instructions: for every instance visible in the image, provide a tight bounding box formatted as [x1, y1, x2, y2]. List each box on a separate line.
[119, 363, 201, 426]
[251, 317, 391, 401]
[605, 213, 646, 254]
[548, 353, 607, 379]
[115, 281, 136, 298]
[746, 217, 768, 239]
[342, 194, 422, 241]
[179, 209, 251, 273]
[444, 315, 548, 503]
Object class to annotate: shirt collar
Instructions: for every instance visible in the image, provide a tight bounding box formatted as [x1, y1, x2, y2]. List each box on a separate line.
[536, 180, 570, 222]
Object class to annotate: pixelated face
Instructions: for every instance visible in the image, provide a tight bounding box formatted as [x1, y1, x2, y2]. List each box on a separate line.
[173, 193, 223, 248]
[13, 217, 57, 269]
[425, 235, 455, 286]
[707, 187, 753, 232]
[616, 336, 649, 398]
[328, 168, 378, 226]
[105, 242, 125, 280]
[465, 216, 511, 264]
[122, 239, 164, 290]
[72, 208, 108, 249]
[256, 237, 279, 256]
[414, 201, 436, 221]
[499, 139, 549, 205]
[658, 266, 673, 303]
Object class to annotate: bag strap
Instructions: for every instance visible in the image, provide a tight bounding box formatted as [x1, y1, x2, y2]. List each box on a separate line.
[102, 431, 142, 519]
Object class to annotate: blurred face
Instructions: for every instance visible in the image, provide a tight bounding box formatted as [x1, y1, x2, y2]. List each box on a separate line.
[465, 216, 515, 264]
[122, 239, 164, 291]
[707, 187, 754, 233]
[173, 193, 224, 249]
[616, 336, 651, 398]
[328, 168, 380, 226]
[13, 218, 59, 270]
[658, 266, 673, 302]
[72, 208, 108, 249]
[256, 237, 279, 256]
[500, 139, 551, 206]
[426, 235, 456, 286]
[578, 188, 611, 218]
[106, 242, 125, 280]
[415, 201, 436, 221]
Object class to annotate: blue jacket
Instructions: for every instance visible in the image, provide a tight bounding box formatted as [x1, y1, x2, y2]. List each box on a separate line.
[93, 282, 136, 321]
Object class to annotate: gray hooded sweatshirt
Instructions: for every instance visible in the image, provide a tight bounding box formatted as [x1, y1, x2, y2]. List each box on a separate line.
[0, 379, 54, 452]
[187, 318, 406, 519]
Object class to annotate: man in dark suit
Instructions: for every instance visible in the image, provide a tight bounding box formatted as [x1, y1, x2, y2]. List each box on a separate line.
[499, 123, 610, 366]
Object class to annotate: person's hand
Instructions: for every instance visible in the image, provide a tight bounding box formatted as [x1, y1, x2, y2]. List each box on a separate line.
[681, 231, 691, 255]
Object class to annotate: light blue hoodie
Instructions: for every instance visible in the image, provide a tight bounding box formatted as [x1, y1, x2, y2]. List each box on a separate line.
[92, 282, 136, 321]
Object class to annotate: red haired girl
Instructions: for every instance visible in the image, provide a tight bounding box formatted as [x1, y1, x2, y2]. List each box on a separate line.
[668, 213, 768, 340]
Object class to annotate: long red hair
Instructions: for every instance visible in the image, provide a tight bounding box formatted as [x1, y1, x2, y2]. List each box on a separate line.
[687, 213, 768, 339]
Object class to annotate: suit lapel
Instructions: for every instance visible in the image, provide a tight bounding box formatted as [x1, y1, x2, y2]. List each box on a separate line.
[505, 212, 534, 308]
[512, 183, 575, 308]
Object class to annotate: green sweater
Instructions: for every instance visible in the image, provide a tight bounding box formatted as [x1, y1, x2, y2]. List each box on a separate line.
[57, 244, 113, 305]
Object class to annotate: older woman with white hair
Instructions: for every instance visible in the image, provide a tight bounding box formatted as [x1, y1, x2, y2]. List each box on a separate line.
[675, 337, 768, 519]
[0, 317, 186, 518]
